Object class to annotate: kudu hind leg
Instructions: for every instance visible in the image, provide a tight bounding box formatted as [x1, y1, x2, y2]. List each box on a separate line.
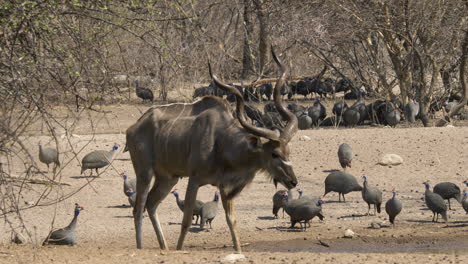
[176, 181, 200, 250]
[146, 176, 178, 250]
[220, 189, 242, 253]
[133, 171, 152, 249]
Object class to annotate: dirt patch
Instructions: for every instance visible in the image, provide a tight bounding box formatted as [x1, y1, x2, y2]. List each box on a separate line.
[1, 103, 468, 263]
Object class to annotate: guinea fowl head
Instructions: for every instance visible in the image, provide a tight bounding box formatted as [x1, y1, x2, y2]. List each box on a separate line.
[121, 173, 127, 180]
[392, 188, 397, 197]
[317, 199, 325, 206]
[214, 191, 220, 201]
[126, 189, 135, 197]
[423, 181, 430, 189]
[282, 192, 289, 199]
[74, 203, 84, 217]
[297, 189, 303, 196]
[463, 180, 468, 187]
[463, 189, 467, 197]
[171, 189, 179, 197]
[112, 143, 120, 151]
[362, 175, 368, 182]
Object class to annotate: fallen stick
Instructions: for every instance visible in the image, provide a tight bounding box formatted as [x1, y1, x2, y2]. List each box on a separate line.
[203, 243, 250, 250]
[2, 177, 71, 186]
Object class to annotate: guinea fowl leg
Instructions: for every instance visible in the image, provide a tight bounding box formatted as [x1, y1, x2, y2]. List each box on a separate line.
[338, 193, 342, 202]
[220, 189, 242, 253]
[342, 193, 346, 202]
[146, 174, 178, 251]
[177, 180, 200, 251]
[448, 199, 452, 210]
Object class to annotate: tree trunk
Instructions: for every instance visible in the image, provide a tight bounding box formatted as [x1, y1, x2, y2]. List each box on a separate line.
[253, 0, 269, 77]
[241, 0, 255, 79]
[448, 28, 468, 118]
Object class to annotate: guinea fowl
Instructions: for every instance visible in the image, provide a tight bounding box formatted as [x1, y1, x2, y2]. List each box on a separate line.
[43, 203, 84, 246]
[404, 100, 419, 123]
[282, 193, 324, 231]
[135, 80, 154, 103]
[38, 143, 60, 173]
[332, 101, 348, 117]
[171, 190, 204, 224]
[272, 190, 288, 218]
[424, 182, 448, 222]
[308, 99, 326, 127]
[361, 176, 382, 215]
[462, 190, 468, 214]
[298, 114, 312, 130]
[80, 143, 120, 176]
[122, 173, 137, 197]
[324, 171, 362, 202]
[433, 182, 461, 210]
[343, 108, 360, 127]
[297, 189, 319, 204]
[384, 103, 401, 127]
[337, 143, 353, 170]
[200, 191, 220, 229]
[385, 189, 403, 226]
[127, 189, 136, 208]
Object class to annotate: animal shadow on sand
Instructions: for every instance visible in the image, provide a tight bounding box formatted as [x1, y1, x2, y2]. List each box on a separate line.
[167, 222, 206, 233]
[338, 214, 368, 219]
[257, 216, 276, 220]
[322, 169, 340, 173]
[70, 175, 99, 179]
[266, 226, 307, 233]
[405, 219, 440, 224]
[106, 205, 131, 209]
[113, 215, 134, 219]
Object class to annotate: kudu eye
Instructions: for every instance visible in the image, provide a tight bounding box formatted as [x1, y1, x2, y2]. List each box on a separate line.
[271, 153, 279, 159]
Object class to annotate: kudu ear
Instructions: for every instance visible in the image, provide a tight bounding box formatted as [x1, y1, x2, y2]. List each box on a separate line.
[247, 136, 263, 153]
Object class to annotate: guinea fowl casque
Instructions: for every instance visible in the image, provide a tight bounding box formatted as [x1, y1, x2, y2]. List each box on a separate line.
[324, 171, 362, 202]
[38, 143, 60, 173]
[80, 143, 120, 176]
[433, 182, 461, 210]
[171, 190, 204, 225]
[424, 182, 448, 222]
[200, 191, 220, 229]
[385, 189, 403, 226]
[43, 203, 84, 246]
[337, 143, 353, 170]
[361, 176, 382, 216]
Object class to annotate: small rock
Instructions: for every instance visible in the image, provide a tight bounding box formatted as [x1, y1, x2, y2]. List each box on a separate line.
[378, 154, 403, 166]
[343, 229, 355, 238]
[370, 222, 381, 229]
[222, 254, 246, 263]
[446, 124, 455, 128]
[299, 135, 311, 141]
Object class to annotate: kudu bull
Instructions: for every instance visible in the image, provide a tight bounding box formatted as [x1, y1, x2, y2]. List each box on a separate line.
[125, 48, 298, 253]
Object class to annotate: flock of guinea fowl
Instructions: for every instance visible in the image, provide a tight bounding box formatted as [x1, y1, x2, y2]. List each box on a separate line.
[37, 138, 468, 246]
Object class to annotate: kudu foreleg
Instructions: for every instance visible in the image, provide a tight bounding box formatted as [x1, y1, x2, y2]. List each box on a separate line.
[220, 190, 242, 253]
[176, 181, 200, 250]
[146, 176, 178, 251]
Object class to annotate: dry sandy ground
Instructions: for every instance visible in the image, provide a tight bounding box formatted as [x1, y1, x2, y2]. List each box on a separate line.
[1, 103, 468, 263]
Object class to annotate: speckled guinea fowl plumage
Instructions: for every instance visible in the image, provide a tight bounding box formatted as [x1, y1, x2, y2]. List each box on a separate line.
[127, 189, 136, 208]
[282, 193, 324, 231]
[404, 100, 419, 123]
[38, 143, 60, 173]
[200, 192, 220, 229]
[461, 190, 468, 214]
[272, 190, 288, 218]
[362, 176, 382, 215]
[433, 182, 461, 210]
[297, 189, 319, 204]
[43, 204, 84, 246]
[171, 190, 204, 224]
[324, 171, 362, 202]
[343, 108, 360, 127]
[337, 143, 353, 170]
[424, 182, 448, 222]
[298, 114, 312, 130]
[122, 173, 137, 197]
[385, 190, 403, 226]
[81, 143, 119, 175]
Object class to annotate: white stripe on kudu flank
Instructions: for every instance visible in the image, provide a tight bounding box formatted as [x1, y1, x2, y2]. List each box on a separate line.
[282, 160, 292, 166]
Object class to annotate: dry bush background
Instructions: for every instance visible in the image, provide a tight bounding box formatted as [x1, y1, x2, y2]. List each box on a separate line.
[0, 0, 467, 245]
